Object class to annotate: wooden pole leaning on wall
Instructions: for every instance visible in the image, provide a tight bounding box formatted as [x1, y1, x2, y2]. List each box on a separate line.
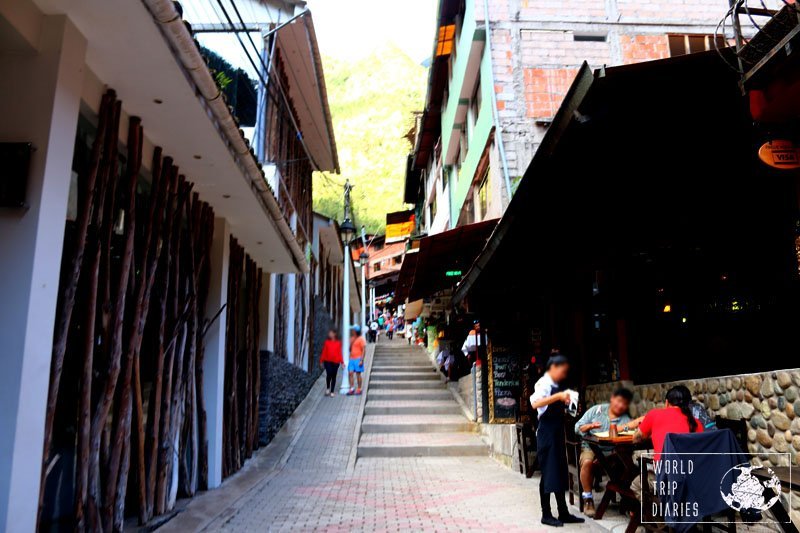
[40, 86, 223, 530]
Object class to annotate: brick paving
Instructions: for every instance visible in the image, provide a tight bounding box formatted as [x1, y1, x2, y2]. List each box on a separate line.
[173, 341, 603, 532]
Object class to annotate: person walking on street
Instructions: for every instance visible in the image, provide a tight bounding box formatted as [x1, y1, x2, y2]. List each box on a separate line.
[368, 319, 378, 343]
[530, 355, 585, 527]
[347, 326, 367, 395]
[386, 319, 394, 340]
[319, 329, 343, 397]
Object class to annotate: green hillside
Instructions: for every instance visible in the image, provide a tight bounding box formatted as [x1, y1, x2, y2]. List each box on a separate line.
[314, 45, 427, 233]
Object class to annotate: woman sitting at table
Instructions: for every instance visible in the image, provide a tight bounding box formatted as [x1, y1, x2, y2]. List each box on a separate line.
[631, 385, 703, 499]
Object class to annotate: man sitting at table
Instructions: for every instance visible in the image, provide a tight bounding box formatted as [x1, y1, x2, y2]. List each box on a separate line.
[574, 387, 643, 517]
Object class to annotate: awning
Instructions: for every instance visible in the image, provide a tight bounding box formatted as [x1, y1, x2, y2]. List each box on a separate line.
[454, 49, 757, 306]
[395, 219, 498, 302]
[404, 299, 424, 320]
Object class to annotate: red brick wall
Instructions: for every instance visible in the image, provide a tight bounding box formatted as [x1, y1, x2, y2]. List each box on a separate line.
[519, 30, 610, 119]
[619, 34, 670, 64]
[524, 68, 579, 118]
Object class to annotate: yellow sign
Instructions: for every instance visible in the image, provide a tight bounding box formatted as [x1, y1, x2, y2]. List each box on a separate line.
[758, 140, 800, 170]
[385, 210, 415, 243]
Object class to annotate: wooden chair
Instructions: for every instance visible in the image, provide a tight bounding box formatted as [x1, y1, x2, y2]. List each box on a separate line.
[515, 421, 536, 478]
[564, 415, 585, 511]
[715, 416, 748, 454]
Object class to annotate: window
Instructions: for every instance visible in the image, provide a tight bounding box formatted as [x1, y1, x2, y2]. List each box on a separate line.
[470, 79, 482, 128]
[668, 34, 727, 56]
[477, 170, 489, 220]
[393, 256, 402, 265]
[573, 33, 607, 42]
[429, 195, 437, 223]
[373, 262, 381, 272]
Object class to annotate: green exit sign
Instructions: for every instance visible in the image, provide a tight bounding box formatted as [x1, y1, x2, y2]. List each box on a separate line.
[445, 270, 462, 277]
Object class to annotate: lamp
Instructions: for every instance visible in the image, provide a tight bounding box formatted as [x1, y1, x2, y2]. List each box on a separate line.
[339, 218, 356, 246]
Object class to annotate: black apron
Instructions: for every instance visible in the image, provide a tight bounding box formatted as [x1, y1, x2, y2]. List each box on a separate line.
[536, 382, 568, 493]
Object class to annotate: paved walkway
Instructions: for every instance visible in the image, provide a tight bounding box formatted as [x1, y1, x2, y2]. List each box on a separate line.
[161, 339, 612, 532]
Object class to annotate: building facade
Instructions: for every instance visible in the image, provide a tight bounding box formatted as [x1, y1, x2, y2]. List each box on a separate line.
[407, 0, 734, 236]
[0, 0, 338, 530]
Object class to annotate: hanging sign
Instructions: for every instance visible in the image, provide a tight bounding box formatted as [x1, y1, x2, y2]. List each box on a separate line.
[386, 210, 415, 243]
[758, 140, 800, 170]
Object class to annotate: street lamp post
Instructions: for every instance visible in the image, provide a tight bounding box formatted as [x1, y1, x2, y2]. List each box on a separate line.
[359, 225, 368, 332]
[339, 180, 355, 394]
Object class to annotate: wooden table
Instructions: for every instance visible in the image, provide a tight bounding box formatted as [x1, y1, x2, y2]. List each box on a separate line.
[753, 466, 800, 533]
[582, 434, 651, 533]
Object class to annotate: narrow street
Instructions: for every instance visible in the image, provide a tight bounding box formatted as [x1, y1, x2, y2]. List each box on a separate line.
[161, 340, 608, 532]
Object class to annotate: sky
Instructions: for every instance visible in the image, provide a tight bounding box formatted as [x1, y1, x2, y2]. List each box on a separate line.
[306, 0, 437, 64]
[182, 0, 437, 73]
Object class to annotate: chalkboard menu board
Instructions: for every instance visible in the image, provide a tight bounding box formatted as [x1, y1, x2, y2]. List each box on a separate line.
[487, 340, 522, 423]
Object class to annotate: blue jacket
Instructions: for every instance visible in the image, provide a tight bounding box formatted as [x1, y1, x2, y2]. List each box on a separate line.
[654, 429, 747, 532]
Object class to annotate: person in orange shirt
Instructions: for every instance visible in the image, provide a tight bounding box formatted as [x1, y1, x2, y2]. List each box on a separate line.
[319, 329, 343, 397]
[347, 326, 367, 395]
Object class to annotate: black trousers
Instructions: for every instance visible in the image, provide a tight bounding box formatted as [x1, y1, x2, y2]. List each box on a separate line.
[323, 362, 339, 393]
[539, 479, 568, 518]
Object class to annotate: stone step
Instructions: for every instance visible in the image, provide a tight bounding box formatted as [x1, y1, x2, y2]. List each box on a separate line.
[370, 366, 432, 372]
[367, 388, 451, 401]
[369, 380, 444, 390]
[361, 414, 475, 433]
[357, 432, 488, 457]
[371, 359, 430, 365]
[368, 372, 439, 381]
[364, 400, 462, 415]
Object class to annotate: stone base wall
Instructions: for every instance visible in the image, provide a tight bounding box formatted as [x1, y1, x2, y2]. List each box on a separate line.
[586, 369, 800, 525]
[258, 353, 320, 446]
[481, 423, 518, 470]
[456, 373, 476, 420]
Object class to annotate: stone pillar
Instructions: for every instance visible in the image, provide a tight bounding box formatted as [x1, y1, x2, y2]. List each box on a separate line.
[285, 273, 296, 364]
[0, 15, 86, 532]
[258, 271, 271, 352]
[203, 217, 231, 489]
[265, 273, 277, 352]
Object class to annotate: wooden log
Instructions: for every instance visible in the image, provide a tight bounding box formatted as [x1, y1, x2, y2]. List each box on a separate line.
[110, 141, 169, 525]
[155, 177, 190, 515]
[196, 205, 214, 490]
[88, 114, 142, 530]
[144, 163, 178, 519]
[42, 92, 114, 507]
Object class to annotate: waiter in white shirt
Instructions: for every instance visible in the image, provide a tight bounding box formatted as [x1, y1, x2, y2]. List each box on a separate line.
[529, 354, 585, 527]
[460, 320, 482, 364]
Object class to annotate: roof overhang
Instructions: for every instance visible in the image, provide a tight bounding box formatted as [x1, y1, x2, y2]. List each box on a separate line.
[454, 50, 757, 305]
[395, 219, 497, 302]
[28, 0, 302, 272]
[275, 12, 339, 172]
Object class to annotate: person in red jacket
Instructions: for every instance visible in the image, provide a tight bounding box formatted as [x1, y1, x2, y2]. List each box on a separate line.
[319, 329, 343, 397]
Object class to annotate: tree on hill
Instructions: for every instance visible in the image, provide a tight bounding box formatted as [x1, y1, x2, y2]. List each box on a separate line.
[314, 44, 426, 233]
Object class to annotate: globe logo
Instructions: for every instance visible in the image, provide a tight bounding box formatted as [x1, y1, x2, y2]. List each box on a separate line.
[719, 463, 782, 512]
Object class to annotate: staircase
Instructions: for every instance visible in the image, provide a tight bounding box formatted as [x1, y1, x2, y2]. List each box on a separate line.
[357, 342, 488, 458]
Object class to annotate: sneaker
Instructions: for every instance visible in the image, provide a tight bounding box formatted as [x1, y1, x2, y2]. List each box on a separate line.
[583, 498, 595, 518]
[355, 389, 362, 395]
[541, 516, 563, 527]
[346, 389, 355, 396]
[558, 513, 585, 524]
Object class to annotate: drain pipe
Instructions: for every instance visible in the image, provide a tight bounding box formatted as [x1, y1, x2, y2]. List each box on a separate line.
[142, 0, 309, 272]
[483, 0, 514, 202]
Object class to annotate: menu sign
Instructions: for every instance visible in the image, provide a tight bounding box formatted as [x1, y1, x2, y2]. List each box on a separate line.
[487, 340, 521, 423]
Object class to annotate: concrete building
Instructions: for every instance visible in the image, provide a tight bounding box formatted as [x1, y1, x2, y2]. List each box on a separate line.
[406, 0, 735, 235]
[0, 0, 338, 529]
